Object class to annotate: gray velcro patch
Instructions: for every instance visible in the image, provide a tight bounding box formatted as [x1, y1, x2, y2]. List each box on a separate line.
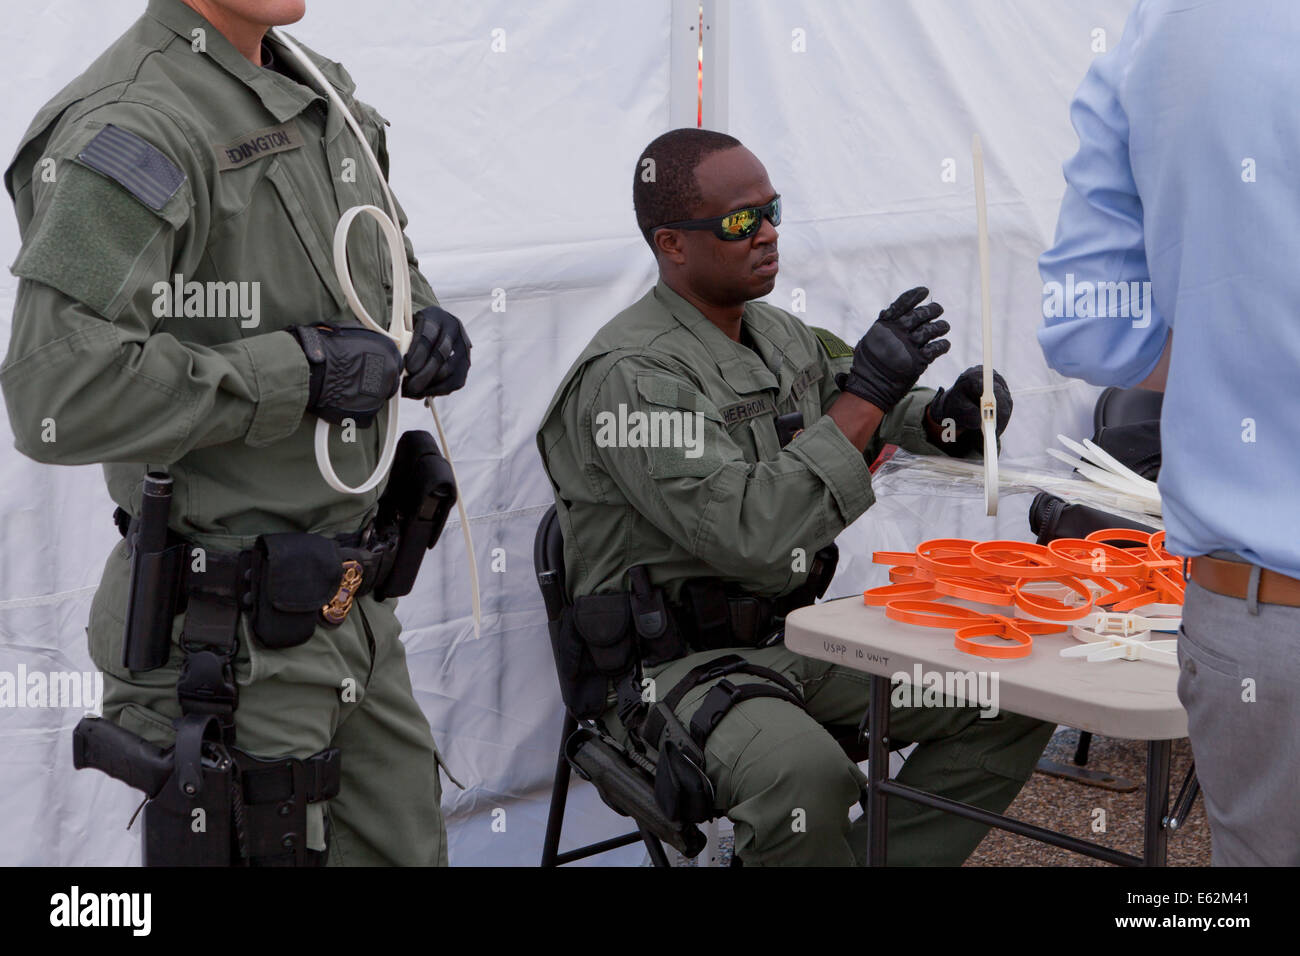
[77, 124, 186, 211]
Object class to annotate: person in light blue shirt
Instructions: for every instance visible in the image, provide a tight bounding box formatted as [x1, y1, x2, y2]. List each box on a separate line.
[1038, 0, 1300, 865]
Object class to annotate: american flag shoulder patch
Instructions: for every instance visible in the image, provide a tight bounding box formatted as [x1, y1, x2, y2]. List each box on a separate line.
[76, 124, 186, 212]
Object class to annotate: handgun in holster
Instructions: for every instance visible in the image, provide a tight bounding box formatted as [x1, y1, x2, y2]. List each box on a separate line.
[73, 713, 239, 865]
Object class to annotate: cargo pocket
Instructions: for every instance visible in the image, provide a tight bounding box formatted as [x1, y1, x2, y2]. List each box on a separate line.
[632, 373, 729, 478]
[208, 157, 347, 329]
[87, 542, 136, 679]
[115, 701, 178, 749]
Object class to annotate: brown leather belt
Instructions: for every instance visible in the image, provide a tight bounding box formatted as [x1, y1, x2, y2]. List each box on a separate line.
[1189, 554, 1300, 607]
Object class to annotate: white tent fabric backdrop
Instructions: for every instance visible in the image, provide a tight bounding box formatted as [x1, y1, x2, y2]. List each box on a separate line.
[0, 0, 1135, 865]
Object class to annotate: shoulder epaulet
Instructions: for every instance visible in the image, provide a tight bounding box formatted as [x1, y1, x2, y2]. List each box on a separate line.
[810, 326, 853, 360]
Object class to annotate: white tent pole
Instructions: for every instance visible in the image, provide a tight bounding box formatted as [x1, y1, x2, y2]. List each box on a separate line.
[670, 0, 702, 128]
[701, 0, 731, 131]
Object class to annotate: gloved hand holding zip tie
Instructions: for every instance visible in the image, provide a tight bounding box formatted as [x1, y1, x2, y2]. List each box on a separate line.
[287, 306, 473, 423]
[287, 324, 402, 427]
[402, 305, 472, 399]
[275, 29, 481, 639]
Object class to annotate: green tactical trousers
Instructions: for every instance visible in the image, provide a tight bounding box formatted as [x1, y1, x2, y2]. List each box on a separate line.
[606, 645, 1056, 866]
[89, 541, 448, 866]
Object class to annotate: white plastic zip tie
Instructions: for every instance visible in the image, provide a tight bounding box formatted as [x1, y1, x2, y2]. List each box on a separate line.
[1073, 609, 1182, 636]
[971, 134, 998, 516]
[276, 31, 481, 640]
[1060, 607, 1181, 664]
[1049, 434, 1162, 514]
[1061, 629, 1178, 665]
[1058, 434, 1160, 496]
[1046, 447, 1163, 505]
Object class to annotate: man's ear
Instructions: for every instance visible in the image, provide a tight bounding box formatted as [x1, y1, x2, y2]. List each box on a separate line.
[653, 228, 687, 265]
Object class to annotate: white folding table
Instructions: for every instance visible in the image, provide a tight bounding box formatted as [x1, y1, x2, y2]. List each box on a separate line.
[785, 596, 1191, 865]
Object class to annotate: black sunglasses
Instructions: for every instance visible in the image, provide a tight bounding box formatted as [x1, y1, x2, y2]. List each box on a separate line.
[653, 195, 781, 241]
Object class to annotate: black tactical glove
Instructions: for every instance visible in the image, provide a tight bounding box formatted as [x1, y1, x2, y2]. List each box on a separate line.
[288, 324, 402, 427]
[926, 365, 1012, 456]
[928, 365, 1012, 433]
[402, 305, 472, 399]
[840, 287, 950, 413]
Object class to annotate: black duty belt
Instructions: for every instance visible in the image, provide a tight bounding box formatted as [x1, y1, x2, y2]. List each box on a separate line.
[112, 507, 399, 746]
[112, 507, 396, 619]
[671, 584, 809, 652]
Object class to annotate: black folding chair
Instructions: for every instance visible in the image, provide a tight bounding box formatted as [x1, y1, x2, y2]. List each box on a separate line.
[534, 505, 675, 866]
[534, 504, 875, 867]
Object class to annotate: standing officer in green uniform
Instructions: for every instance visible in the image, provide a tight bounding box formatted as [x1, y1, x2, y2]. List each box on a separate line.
[537, 128, 1054, 865]
[2, 0, 470, 865]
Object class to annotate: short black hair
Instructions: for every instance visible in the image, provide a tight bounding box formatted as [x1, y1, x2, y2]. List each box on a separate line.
[633, 128, 743, 248]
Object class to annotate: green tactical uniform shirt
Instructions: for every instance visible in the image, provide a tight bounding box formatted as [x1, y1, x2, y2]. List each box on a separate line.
[1, 0, 438, 554]
[537, 279, 956, 605]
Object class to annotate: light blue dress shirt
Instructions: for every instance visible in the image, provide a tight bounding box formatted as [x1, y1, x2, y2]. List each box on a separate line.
[1038, 0, 1300, 578]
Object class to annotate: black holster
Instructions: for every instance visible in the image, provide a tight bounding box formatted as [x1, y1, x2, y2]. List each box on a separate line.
[372, 430, 457, 600]
[142, 714, 237, 866]
[650, 706, 713, 825]
[120, 472, 183, 673]
[638, 654, 808, 826]
[74, 714, 340, 867]
[564, 725, 707, 858]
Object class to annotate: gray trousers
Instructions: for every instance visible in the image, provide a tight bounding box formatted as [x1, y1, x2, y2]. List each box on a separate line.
[1177, 576, 1300, 865]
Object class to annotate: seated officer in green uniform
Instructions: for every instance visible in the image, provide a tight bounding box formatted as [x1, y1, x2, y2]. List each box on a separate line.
[2, 0, 470, 865]
[537, 128, 1054, 865]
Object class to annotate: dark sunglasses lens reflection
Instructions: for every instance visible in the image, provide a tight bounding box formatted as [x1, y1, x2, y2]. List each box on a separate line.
[719, 197, 781, 240]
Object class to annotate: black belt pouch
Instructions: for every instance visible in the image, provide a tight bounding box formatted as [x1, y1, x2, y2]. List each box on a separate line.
[563, 594, 637, 719]
[251, 533, 341, 649]
[549, 606, 606, 720]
